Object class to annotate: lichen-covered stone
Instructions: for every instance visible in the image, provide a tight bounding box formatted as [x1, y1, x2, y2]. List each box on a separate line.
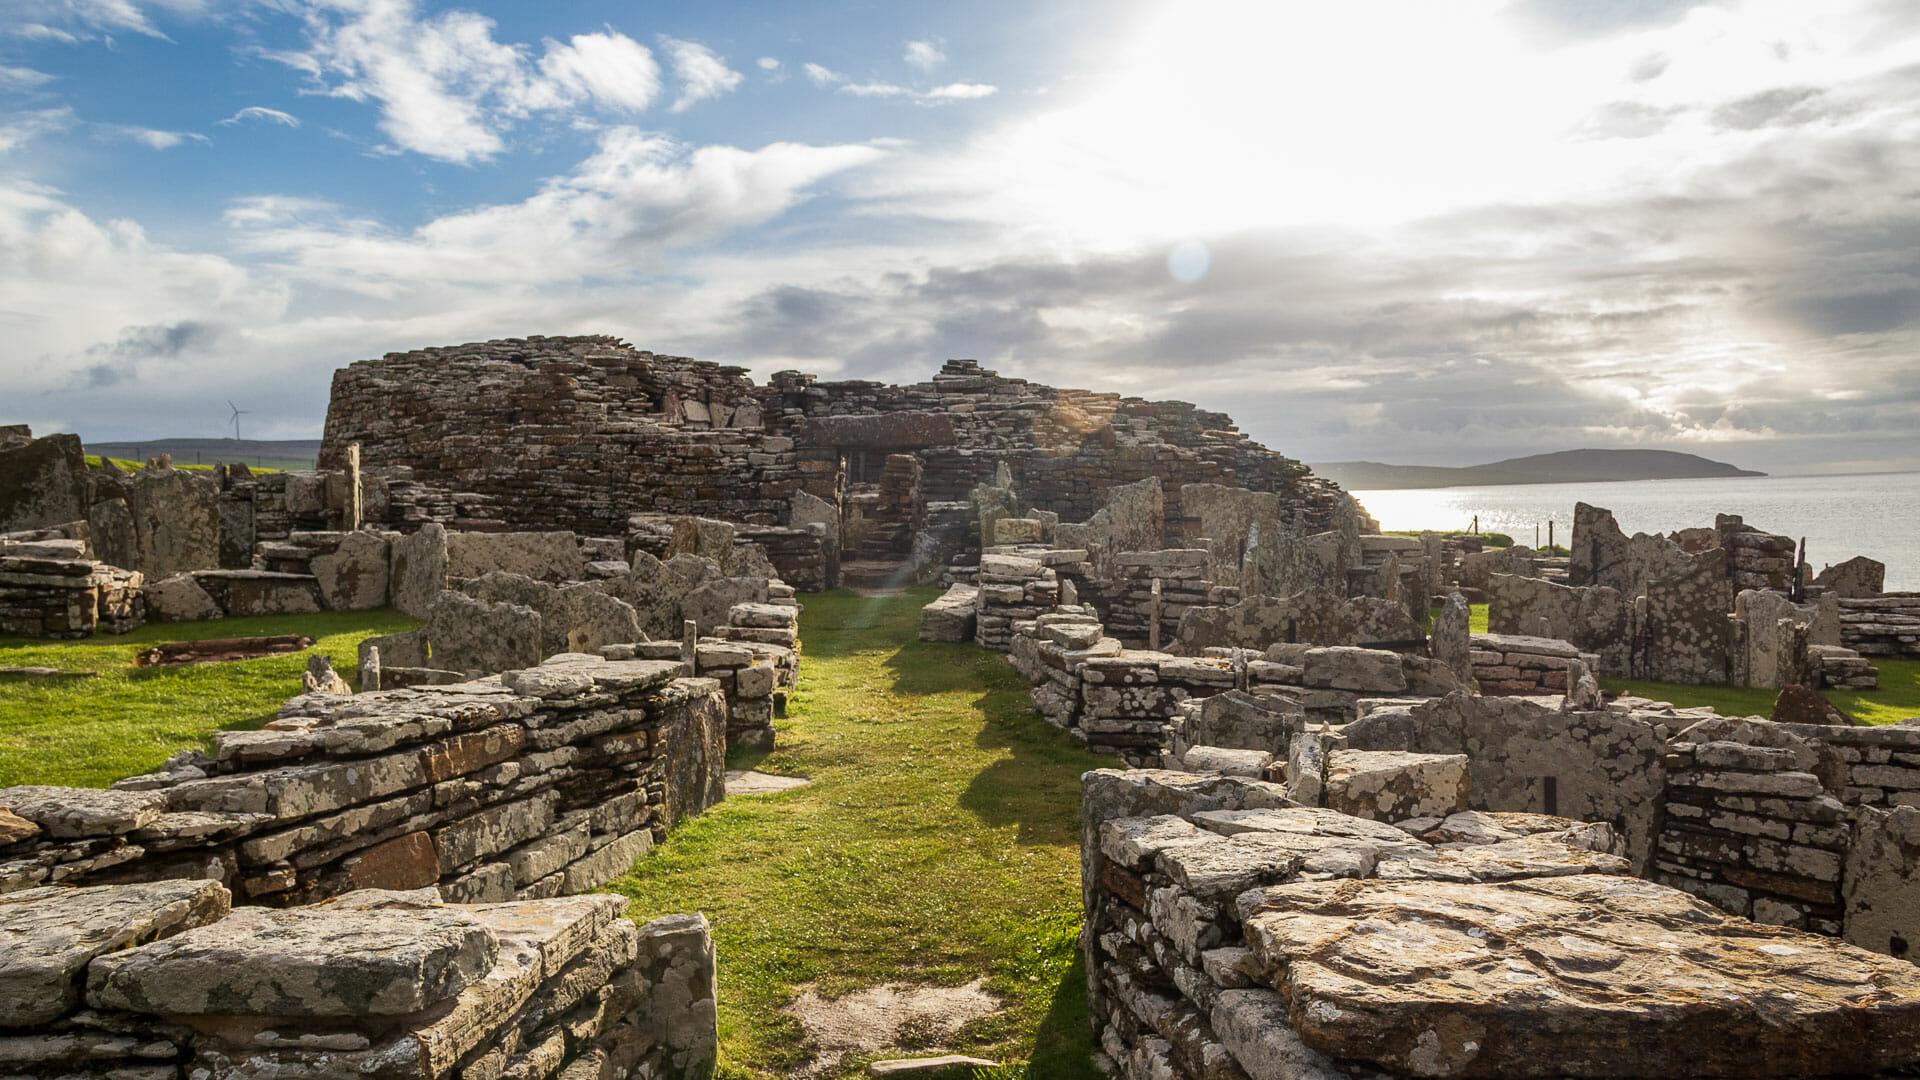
[86, 904, 499, 1017]
[1238, 873, 1920, 1079]
[0, 880, 230, 1026]
[1324, 750, 1470, 823]
[0, 785, 165, 839]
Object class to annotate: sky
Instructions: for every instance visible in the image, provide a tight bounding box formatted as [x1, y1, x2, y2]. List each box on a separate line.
[2, 0, 1917, 475]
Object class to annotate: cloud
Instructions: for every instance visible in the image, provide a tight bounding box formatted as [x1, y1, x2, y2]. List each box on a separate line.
[540, 31, 661, 112]
[218, 106, 300, 127]
[227, 129, 888, 287]
[660, 36, 741, 112]
[0, 107, 74, 152]
[803, 62, 845, 87]
[903, 39, 945, 71]
[923, 82, 996, 101]
[105, 125, 210, 149]
[0, 66, 56, 91]
[267, 1, 665, 163]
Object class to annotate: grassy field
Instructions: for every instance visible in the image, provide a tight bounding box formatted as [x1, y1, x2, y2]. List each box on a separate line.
[613, 588, 1104, 1079]
[0, 611, 416, 787]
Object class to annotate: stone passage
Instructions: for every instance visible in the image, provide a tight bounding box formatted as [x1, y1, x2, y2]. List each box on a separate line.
[0, 655, 726, 904]
[0, 879, 718, 1080]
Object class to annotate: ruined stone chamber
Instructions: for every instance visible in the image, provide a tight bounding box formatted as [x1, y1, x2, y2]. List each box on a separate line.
[1081, 768, 1920, 1080]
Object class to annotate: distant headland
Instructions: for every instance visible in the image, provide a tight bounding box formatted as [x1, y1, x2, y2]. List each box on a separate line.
[1310, 448, 1767, 490]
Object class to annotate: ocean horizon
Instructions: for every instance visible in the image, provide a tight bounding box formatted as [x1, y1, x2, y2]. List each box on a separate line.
[1352, 471, 1920, 593]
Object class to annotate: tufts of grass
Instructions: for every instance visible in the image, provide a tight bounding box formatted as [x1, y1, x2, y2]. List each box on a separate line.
[612, 588, 1105, 1080]
[0, 610, 418, 787]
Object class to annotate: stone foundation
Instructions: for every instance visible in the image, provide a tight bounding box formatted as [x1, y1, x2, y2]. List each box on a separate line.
[0, 880, 718, 1080]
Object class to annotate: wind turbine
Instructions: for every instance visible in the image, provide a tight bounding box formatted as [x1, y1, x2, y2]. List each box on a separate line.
[227, 400, 251, 441]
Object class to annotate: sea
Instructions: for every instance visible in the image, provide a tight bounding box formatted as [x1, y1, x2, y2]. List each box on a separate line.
[1351, 472, 1920, 593]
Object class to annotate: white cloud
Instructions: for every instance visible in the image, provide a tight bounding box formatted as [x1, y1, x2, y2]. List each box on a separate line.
[0, 107, 74, 153]
[218, 106, 301, 127]
[539, 31, 660, 112]
[228, 129, 887, 288]
[10, 24, 81, 43]
[271, 1, 666, 163]
[0, 66, 56, 90]
[841, 81, 909, 98]
[803, 62, 845, 87]
[660, 36, 742, 112]
[904, 39, 945, 71]
[757, 56, 780, 71]
[923, 82, 995, 101]
[106, 125, 210, 149]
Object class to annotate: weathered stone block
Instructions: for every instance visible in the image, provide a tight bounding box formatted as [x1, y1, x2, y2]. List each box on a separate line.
[0, 880, 230, 1027]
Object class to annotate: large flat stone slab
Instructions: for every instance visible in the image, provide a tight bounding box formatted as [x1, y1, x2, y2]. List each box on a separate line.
[86, 904, 498, 1016]
[0, 881, 230, 1026]
[1236, 874, 1920, 1078]
[0, 785, 165, 838]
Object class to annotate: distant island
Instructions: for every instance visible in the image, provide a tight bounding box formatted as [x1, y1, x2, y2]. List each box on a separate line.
[84, 437, 322, 472]
[1310, 449, 1767, 491]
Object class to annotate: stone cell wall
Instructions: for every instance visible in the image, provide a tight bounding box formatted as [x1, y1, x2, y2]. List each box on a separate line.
[1486, 572, 1630, 673]
[1080, 769, 1920, 1080]
[0, 880, 718, 1080]
[0, 656, 726, 906]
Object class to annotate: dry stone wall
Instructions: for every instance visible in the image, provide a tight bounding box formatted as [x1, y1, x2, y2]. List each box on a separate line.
[0, 880, 718, 1080]
[1080, 769, 1920, 1080]
[0, 656, 725, 906]
[0, 542, 142, 639]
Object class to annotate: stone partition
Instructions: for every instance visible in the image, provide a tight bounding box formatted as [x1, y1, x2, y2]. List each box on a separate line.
[1842, 594, 1920, 659]
[1081, 768, 1920, 1080]
[0, 547, 142, 638]
[0, 655, 726, 905]
[1486, 572, 1629, 672]
[1468, 631, 1598, 696]
[0, 880, 718, 1080]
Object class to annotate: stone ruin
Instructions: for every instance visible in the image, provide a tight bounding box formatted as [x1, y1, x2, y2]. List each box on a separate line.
[1479, 501, 1904, 693]
[10, 338, 1920, 1078]
[0, 651, 729, 1078]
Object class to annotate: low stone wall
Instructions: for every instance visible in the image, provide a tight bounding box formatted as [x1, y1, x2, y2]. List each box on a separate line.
[1081, 769, 1920, 1080]
[0, 655, 725, 905]
[974, 551, 1063, 650]
[0, 880, 717, 1080]
[1468, 631, 1597, 696]
[1842, 594, 1920, 659]
[1106, 549, 1218, 650]
[0, 549, 142, 639]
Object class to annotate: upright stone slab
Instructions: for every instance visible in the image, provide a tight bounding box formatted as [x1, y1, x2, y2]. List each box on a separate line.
[311, 529, 391, 611]
[0, 433, 89, 533]
[1638, 547, 1734, 684]
[1815, 555, 1885, 599]
[390, 522, 449, 619]
[89, 463, 219, 579]
[446, 530, 584, 583]
[1432, 591, 1472, 683]
[426, 591, 541, 676]
[667, 516, 735, 563]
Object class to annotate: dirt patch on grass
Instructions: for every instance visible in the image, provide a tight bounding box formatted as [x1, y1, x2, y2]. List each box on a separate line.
[781, 977, 1001, 1077]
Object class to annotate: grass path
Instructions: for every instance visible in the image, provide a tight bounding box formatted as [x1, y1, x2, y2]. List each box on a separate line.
[612, 588, 1104, 1079]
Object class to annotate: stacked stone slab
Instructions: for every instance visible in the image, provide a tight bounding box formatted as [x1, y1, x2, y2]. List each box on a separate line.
[918, 583, 979, 642]
[1655, 716, 1852, 933]
[0, 880, 718, 1080]
[1009, 608, 1119, 730]
[1841, 594, 1920, 658]
[0, 656, 725, 905]
[1082, 769, 1920, 1080]
[973, 552, 1060, 649]
[1812, 643, 1880, 689]
[1468, 632, 1598, 696]
[1718, 512, 1800, 591]
[1107, 549, 1214, 649]
[0, 549, 142, 638]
